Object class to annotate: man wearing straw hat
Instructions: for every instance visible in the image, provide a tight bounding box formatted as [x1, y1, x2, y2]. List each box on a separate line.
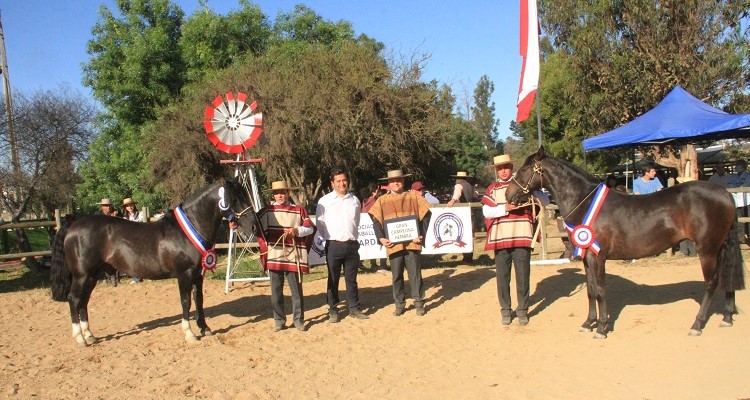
[447, 171, 482, 264]
[368, 169, 432, 316]
[94, 198, 120, 217]
[316, 168, 369, 323]
[482, 154, 539, 326]
[94, 198, 120, 286]
[256, 180, 315, 332]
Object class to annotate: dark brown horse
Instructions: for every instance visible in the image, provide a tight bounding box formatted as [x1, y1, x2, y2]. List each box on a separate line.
[505, 147, 745, 338]
[50, 179, 257, 346]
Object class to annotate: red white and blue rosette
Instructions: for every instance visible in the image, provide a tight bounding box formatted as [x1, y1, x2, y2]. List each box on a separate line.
[175, 205, 218, 275]
[564, 183, 609, 258]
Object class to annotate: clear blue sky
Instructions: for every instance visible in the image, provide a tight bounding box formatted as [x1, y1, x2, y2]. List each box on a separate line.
[1, 0, 521, 139]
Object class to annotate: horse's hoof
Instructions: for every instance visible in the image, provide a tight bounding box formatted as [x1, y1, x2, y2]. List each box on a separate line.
[76, 340, 88, 348]
[185, 334, 199, 343]
[201, 329, 214, 337]
[688, 329, 702, 336]
[592, 332, 607, 339]
[84, 336, 98, 345]
[579, 327, 593, 332]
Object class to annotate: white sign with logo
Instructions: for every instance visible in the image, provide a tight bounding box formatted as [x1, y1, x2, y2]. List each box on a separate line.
[308, 213, 387, 266]
[421, 206, 474, 255]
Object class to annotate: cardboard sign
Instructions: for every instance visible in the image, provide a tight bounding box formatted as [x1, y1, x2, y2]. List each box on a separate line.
[421, 206, 474, 255]
[384, 215, 420, 244]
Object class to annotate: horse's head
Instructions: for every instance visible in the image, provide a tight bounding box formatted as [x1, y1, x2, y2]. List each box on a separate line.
[506, 146, 547, 204]
[219, 179, 259, 236]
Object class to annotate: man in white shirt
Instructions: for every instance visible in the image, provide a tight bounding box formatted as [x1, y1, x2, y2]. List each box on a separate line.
[708, 162, 730, 188]
[315, 168, 369, 323]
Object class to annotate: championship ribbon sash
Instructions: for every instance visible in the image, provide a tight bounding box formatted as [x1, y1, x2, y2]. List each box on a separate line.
[175, 206, 217, 275]
[564, 183, 609, 258]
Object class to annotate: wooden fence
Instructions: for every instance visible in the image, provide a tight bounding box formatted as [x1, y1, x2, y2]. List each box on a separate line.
[0, 210, 61, 261]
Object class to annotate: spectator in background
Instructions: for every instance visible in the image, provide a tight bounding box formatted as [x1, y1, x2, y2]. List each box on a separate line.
[410, 181, 440, 205]
[94, 198, 120, 286]
[632, 163, 663, 195]
[728, 160, 750, 244]
[447, 171, 482, 264]
[361, 183, 388, 273]
[122, 198, 146, 283]
[708, 162, 730, 188]
[95, 198, 119, 217]
[605, 174, 627, 193]
[729, 160, 750, 188]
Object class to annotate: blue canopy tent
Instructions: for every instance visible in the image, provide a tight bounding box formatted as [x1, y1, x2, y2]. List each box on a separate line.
[583, 86, 750, 151]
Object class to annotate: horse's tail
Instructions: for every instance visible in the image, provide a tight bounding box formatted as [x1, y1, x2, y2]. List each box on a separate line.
[719, 218, 746, 292]
[50, 225, 72, 301]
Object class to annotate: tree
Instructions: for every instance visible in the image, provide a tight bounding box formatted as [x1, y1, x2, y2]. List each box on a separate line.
[529, 1, 750, 173]
[83, 0, 185, 126]
[180, 0, 272, 85]
[0, 87, 95, 269]
[149, 40, 453, 206]
[470, 75, 500, 151]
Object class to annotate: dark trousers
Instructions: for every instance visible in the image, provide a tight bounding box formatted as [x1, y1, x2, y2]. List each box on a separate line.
[389, 250, 424, 308]
[269, 270, 304, 324]
[326, 240, 362, 312]
[494, 247, 531, 316]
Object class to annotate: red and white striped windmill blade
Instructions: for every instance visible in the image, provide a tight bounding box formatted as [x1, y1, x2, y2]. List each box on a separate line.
[203, 92, 263, 154]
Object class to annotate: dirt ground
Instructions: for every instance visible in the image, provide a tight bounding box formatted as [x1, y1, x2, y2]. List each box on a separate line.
[1, 237, 749, 400]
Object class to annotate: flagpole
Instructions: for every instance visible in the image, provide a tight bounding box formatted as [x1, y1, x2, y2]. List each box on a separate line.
[535, 88, 542, 148]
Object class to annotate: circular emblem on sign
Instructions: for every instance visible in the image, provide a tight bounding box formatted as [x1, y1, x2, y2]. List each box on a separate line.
[571, 225, 595, 249]
[202, 249, 218, 273]
[433, 213, 464, 247]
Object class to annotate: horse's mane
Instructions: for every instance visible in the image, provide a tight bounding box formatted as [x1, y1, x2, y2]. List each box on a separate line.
[544, 155, 600, 186]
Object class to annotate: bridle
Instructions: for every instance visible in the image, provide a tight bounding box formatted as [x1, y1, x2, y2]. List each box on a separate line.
[511, 159, 543, 197]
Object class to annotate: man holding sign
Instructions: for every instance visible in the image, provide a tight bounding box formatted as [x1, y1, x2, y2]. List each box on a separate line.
[369, 169, 432, 317]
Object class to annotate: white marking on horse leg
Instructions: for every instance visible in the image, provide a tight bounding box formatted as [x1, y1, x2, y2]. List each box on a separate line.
[80, 320, 96, 345]
[182, 318, 198, 342]
[72, 323, 87, 347]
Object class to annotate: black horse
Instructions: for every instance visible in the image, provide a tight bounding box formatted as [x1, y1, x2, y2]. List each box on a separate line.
[506, 147, 745, 338]
[50, 179, 257, 346]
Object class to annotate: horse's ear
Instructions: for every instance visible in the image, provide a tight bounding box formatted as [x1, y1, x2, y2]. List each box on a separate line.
[535, 146, 546, 161]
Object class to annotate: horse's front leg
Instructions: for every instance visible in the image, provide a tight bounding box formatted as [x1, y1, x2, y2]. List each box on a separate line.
[193, 273, 212, 337]
[177, 273, 198, 343]
[592, 257, 609, 339]
[579, 258, 598, 332]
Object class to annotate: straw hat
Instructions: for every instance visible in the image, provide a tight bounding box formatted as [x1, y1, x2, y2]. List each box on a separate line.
[379, 169, 412, 181]
[488, 154, 513, 167]
[96, 198, 114, 206]
[450, 171, 473, 179]
[264, 180, 298, 192]
[122, 198, 137, 206]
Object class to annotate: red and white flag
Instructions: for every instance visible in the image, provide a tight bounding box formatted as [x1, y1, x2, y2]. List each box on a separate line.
[516, 0, 540, 123]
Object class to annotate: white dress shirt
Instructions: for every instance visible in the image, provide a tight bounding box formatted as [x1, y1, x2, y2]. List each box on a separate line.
[315, 191, 361, 242]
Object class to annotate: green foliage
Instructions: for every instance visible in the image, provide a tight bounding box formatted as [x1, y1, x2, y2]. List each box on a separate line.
[471, 75, 500, 150]
[180, 1, 272, 84]
[523, 0, 750, 168]
[83, 0, 185, 126]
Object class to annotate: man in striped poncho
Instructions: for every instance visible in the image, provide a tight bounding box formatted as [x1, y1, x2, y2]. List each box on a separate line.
[256, 180, 315, 332]
[482, 154, 536, 327]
